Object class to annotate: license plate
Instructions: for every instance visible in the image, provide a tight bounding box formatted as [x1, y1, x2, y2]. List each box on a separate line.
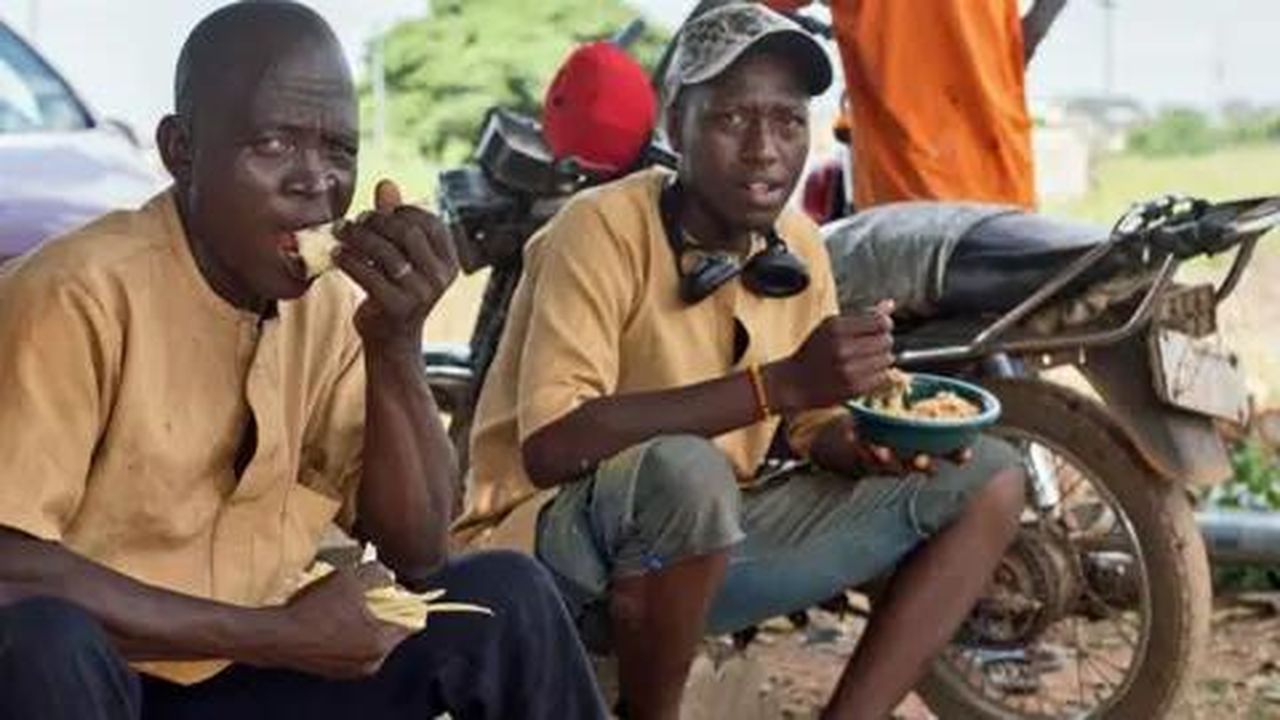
[1148, 329, 1250, 424]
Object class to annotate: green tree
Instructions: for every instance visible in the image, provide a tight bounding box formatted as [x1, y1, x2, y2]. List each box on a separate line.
[364, 0, 669, 167]
[1127, 107, 1222, 157]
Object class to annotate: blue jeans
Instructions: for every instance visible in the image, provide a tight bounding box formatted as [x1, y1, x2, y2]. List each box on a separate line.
[536, 434, 1020, 643]
[0, 552, 607, 719]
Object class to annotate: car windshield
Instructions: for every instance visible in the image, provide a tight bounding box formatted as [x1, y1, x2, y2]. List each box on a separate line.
[0, 24, 91, 134]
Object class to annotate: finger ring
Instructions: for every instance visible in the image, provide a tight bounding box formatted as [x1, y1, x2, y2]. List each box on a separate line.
[391, 262, 412, 280]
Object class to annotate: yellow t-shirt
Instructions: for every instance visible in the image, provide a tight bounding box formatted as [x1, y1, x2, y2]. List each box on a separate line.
[455, 168, 843, 549]
[0, 191, 366, 684]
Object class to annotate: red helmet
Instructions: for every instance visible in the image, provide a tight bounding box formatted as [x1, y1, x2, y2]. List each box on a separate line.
[542, 41, 658, 176]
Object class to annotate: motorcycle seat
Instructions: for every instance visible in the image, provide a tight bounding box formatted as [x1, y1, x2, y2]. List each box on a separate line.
[825, 202, 1114, 319]
[937, 211, 1115, 315]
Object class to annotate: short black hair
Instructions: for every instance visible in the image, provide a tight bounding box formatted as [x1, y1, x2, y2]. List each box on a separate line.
[173, 1, 341, 124]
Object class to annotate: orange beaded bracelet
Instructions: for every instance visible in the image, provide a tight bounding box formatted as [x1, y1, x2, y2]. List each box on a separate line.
[746, 363, 772, 421]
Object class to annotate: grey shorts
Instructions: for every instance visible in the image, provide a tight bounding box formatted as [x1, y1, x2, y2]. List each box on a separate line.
[535, 434, 1021, 641]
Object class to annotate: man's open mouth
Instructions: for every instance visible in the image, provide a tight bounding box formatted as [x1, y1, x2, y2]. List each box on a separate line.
[743, 180, 786, 207]
[273, 226, 317, 283]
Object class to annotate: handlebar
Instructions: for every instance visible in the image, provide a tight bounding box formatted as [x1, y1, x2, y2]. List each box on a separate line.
[611, 19, 646, 50]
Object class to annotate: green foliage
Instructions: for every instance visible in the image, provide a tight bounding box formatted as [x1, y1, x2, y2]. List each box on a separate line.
[1044, 143, 1280, 224]
[1128, 108, 1222, 157]
[1209, 441, 1280, 512]
[1221, 106, 1280, 146]
[361, 0, 669, 167]
[1205, 440, 1280, 592]
[1126, 107, 1280, 158]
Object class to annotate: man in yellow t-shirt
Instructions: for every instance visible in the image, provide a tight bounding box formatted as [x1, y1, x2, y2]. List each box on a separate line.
[458, 4, 1026, 719]
[0, 4, 605, 719]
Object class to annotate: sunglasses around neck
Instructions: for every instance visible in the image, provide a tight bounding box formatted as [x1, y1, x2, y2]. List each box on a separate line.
[659, 180, 811, 304]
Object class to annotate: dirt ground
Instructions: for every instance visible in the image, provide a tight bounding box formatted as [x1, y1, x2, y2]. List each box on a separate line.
[735, 248, 1280, 720]
[740, 596, 1280, 719]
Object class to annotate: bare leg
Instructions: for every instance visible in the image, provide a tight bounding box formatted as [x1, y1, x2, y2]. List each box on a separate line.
[823, 468, 1026, 719]
[611, 550, 729, 720]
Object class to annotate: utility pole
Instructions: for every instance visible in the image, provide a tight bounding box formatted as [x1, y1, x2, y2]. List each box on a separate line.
[372, 22, 387, 163]
[1211, 19, 1227, 112]
[1099, 0, 1116, 97]
[26, 0, 41, 43]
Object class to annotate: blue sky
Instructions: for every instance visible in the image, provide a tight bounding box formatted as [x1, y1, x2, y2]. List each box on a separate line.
[3, 0, 1280, 141]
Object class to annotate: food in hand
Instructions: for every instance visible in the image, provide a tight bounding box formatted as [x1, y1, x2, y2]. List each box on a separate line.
[862, 369, 981, 419]
[296, 222, 343, 279]
[297, 561, 494, 632]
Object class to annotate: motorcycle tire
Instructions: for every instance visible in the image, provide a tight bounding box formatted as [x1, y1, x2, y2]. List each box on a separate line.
[916, 377, 1211, 719]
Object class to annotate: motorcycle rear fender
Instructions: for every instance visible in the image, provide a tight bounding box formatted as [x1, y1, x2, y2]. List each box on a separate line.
[1076, 335, 1233, 488]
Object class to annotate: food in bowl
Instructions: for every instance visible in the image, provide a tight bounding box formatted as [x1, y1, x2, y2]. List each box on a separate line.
[862, 369, 982, 420]
[847, 372, 1001, 456]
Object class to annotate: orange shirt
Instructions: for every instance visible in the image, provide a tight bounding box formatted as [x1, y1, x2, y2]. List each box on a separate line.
[829, 0, 1037, 208]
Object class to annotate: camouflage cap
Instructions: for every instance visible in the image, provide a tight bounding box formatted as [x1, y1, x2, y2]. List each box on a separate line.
[663, 2, 833, 108]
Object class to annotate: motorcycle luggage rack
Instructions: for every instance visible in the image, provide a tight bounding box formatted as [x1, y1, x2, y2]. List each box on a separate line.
[895, 197, 1188, 367]
[1157, 283, 1218, 338]
[895, 255, 1177, 368]
[895, 193, 1280, 368]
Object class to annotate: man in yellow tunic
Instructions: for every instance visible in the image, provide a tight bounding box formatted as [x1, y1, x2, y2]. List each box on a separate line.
[0, 3, 605, 718]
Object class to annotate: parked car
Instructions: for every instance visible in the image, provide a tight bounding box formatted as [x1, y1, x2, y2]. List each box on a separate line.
[0, 20, 165, 264]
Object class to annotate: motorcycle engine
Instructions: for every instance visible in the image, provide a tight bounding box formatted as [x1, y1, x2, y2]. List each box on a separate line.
[957, 527, 1083, 648]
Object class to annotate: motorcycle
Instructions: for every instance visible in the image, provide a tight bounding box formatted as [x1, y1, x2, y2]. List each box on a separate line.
[824, 195, 1277, 718]
[423, 26, 1280, 720]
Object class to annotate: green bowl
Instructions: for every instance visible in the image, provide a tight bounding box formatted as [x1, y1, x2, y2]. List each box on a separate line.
[845, 373, 1002, 456]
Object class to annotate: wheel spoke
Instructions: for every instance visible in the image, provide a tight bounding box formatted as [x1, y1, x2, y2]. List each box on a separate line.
[1072, 616, 1089, 709]
[1080, 587, 1143, 649]
[1087, 647, 1131, 680]
[934, 424, 1157, 718]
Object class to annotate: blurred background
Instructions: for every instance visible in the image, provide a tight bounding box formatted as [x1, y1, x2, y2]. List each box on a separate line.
[5, 0, 1280, 338]
[6, 0, 1280, 218]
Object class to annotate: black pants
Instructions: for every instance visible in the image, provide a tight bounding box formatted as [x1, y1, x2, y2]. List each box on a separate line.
[0, 551, 607, 720]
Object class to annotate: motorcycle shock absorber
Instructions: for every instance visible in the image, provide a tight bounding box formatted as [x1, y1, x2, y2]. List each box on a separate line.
[982, 353, 1062, 512]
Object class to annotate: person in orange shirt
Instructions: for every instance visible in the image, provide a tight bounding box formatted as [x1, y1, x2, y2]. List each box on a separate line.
[771, 0, 1066, 209]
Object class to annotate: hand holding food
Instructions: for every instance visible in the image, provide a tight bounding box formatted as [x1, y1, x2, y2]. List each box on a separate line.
[333, 179, 461, 348]
[297, 561, 493, 632]
[768, 302, 896, 412]
[295, 221, 346, 279]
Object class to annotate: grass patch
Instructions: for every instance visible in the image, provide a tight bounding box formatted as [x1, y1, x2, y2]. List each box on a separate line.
[1044, 143, 1280, 224]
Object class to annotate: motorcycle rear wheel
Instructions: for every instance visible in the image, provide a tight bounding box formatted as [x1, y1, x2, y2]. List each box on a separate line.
[916, 377, 1211, 719]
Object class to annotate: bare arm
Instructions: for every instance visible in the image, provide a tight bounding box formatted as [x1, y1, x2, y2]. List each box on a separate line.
[354, 345, 457, 587]
[334, 180, 459, 588]
[1022, 0, 1068, 65]
[0, 527, 283, 663]
[522, 369, 763, 487]
[0, 527, 411, 677]
[523, 313, 895, 487]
